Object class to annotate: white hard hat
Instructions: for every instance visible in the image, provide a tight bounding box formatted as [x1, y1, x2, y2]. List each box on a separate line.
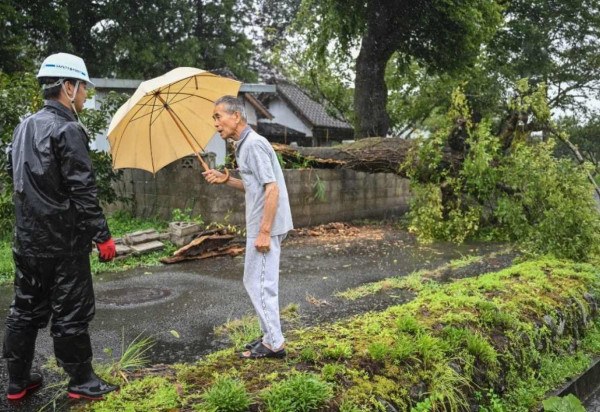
[37, 52, 94, 87]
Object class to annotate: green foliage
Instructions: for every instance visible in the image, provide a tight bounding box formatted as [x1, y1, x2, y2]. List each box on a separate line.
[396, 314, 422, 335]
[87, 258, 600, 411]
[496, 140, 600, 259]
[90, 376, 180, 412]
[108, 331, 155, 375]
[322, 339, 353, 360]
[0, 240, 14, 285]
[91, 212, 173, 275]
[90, 245, 177, 276]
[213, 315, 262, 350]
[261, 373, 333, 412]
[197, 375, 251, 412]
[320, 363, 345, 382]
[475, 389, 506, 412]
[542, 395, 585, 412]
[81, 91, 130, 206]
[404, 85, 600, 260]
[171, 208, 205, 225]
[107, 211, 168, 237]
[299, 347, 318, 363]
[0, 72, 43, 237]
[556, 116, 600, 184]
[367, 342, 390, 362]
[312, 174, 326, 201]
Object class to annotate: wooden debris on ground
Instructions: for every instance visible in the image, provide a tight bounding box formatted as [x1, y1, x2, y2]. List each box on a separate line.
[291, 222, 361, 238]
[160, 228, 244, 264]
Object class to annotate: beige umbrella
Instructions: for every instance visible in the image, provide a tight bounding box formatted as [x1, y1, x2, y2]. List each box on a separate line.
[107, 67, 241, 179]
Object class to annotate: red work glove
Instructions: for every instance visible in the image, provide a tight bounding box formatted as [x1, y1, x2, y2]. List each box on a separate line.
[97, 238, 116, 262]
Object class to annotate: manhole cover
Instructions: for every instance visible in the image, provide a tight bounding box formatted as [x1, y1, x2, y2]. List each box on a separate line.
[96, 287, 172, 306]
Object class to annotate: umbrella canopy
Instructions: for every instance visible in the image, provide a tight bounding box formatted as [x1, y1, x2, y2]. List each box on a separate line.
[107, 67, 241, 173]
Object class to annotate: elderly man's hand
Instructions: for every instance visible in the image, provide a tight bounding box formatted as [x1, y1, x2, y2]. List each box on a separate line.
[202, 169, 226, 184]
[254, 232, 271, 253]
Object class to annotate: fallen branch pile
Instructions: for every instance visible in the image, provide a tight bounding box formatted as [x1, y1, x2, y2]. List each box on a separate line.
[160, 228, 244, 264]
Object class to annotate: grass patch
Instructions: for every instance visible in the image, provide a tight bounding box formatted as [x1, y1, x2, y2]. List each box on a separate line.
[107, 211, 168, 237]
[214, 314, 263, 350]
[79, 258, 600, 411]
[261, 372, 332, 412]
[196, 374, 252, 412]
[87, 376, 180, 411]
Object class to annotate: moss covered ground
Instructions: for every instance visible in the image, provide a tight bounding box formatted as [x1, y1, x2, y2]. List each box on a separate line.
[71, 257, 600, 412]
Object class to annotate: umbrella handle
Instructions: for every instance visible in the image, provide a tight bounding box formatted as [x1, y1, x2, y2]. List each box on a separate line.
[195, 152, 229, 183]
[214, 168, 230, 184]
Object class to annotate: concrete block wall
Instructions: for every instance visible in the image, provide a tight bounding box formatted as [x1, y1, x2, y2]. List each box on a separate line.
[109, 157, 411, 227]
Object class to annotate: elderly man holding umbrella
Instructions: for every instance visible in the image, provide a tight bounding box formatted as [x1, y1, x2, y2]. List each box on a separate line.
[203, 95, 293, 359]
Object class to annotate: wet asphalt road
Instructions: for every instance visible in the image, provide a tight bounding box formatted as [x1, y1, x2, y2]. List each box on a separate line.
[0, 227, 504, 411]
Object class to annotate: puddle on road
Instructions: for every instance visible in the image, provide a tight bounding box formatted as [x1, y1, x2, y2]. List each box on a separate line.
[96, 287, 173, 307]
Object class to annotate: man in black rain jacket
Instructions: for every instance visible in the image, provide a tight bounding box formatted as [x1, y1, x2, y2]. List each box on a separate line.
[3, 52, 118, 401]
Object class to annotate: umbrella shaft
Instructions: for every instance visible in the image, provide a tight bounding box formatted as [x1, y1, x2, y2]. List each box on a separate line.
[156, 93, 210, 171]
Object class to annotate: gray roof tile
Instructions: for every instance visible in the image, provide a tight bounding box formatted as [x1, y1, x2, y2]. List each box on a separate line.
[274, 80, 352, 131]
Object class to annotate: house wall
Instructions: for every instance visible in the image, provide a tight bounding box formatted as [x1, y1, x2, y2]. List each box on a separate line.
[244, 100, 258, 126]
[265, 98, 313, 138]
[108, 164, 411, 226]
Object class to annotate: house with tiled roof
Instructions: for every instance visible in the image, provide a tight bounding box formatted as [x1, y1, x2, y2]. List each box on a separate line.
[258, 78, 354, 147]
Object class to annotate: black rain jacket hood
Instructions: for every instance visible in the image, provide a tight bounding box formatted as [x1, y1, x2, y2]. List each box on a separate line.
[8, 100, 110, 256]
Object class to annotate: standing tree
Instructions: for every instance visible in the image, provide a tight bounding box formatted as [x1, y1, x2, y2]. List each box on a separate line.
[294, 0, 503, 138]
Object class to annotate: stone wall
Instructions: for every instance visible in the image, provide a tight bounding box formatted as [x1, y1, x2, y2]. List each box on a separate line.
[109, 157, 411, 227]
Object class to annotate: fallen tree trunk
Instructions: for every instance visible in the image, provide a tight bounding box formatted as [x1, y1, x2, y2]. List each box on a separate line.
[273, 138, 415, 175]
[273, 137, 462, 177]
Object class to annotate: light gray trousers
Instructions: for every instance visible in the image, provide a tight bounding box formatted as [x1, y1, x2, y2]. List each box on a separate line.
[243, 234, 285, 350]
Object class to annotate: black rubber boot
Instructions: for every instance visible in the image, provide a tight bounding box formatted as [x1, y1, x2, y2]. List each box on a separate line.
[3, 328, 42, 400]
[6, 360, 43, 400]
[62, 362, 118, 400]
[54, 334, 118, 400]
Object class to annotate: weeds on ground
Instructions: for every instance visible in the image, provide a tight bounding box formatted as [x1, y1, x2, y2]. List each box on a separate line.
[105, 331, 155, 381]
[82, 258, 600, 411]
[195, 374, 252, 412]
[336, 250, 512, 301]
[214, 314, 262, 350]
[108, 210, 168, 237]
[87, 376, 181, 411]
[214, 304, 301, 350]
[261, 372, 332, 412]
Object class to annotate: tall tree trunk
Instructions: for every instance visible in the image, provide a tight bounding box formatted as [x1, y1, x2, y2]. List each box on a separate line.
[354, 33, 394, 138]
[353, 0, 404, 139]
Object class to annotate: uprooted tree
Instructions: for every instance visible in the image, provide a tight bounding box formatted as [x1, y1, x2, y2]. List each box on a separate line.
[273, 80, 600, 261]
[402, 81, 600, 260]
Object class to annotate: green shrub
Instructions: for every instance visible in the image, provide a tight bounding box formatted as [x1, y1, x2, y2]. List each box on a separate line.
[197, 375, 251, 412]
[403, 85, 600, 261]
[261, 373, 333, 412]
